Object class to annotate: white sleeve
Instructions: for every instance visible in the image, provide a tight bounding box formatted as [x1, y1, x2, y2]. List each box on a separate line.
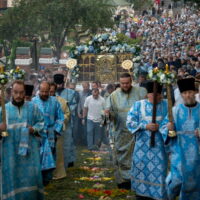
[84, 97, 89, 108]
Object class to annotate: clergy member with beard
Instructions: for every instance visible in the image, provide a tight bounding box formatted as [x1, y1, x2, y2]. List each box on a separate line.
[0, 80, 44, 200]
[166, 78, 200, 200]
[127, 81, 168, 200]
[32, 81, 64, 186]
[105, 73, 147, 189]
[49, 82, 70, 180]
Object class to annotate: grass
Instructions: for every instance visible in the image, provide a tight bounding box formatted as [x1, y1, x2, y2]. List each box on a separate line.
[45, 146, 135, 200]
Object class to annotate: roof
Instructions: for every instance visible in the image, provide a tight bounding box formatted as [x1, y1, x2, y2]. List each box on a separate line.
[16, 47, 30, 55]
[40, 48, 53, 55]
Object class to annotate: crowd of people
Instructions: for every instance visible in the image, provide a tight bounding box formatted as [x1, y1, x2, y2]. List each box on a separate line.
[0, 4, 200, 200]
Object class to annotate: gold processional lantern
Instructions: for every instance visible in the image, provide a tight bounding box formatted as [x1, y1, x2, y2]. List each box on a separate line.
[66, 58, 77, 83]
[66, 58, 77, 70]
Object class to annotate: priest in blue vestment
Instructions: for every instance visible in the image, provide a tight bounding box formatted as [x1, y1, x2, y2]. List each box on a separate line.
[32, 81, 64, 185]
[0, 80, 44, 200]
[54, 74, 77, 168]
[127, 81, 169, 200]
[166, 78, 200, 200]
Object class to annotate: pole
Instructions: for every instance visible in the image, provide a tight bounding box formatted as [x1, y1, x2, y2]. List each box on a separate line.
[167, 84, 173, 122]
[150, 81, 158, 147]
[34, 39, 38, 71]
[0, 86, 8, 137]
[167, 84, 176, 137]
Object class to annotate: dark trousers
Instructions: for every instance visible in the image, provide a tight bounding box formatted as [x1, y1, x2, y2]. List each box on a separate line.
[42, 169, 54, 186]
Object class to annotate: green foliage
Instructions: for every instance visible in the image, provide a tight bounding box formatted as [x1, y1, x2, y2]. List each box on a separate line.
[116, 33, 142, 45]
[0, 0, 114, 60]
[127, 0, 152, 10]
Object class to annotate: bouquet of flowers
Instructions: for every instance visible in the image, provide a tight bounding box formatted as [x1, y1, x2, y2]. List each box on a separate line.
[148, 65, 176, 84]
[10, 66, 25, 80]
[0, 71, 10, 85]
[69, 33, 141, 58]
[148, 67, 163, 82]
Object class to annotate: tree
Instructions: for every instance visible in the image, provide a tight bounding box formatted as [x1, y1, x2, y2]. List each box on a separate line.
[0, 0, 114, 63]
[127, 0, 152, 10]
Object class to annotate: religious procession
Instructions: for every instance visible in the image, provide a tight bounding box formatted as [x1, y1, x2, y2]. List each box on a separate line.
[0, 0, 199, 200]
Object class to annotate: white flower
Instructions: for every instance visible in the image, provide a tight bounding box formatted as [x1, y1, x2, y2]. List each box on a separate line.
[98, 38, 102, 42]
[148, 70, 153, 78]
[171, 73, 175, 79]
[136, 56, 141, 60]
[0, 74, 4, 79]
[167, 80, 171, 84]
[132, 58, 136, 62]
[89, 41, 92, 45]
[100, 46, 104, 50]
[115, 47, 119, 52]
[160, 74, 166, 83]
[84, 47, 89, 53]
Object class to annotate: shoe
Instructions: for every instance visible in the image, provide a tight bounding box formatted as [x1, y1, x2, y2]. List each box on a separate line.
[68, 162, 74, 168]
[117, 181, 131, 190]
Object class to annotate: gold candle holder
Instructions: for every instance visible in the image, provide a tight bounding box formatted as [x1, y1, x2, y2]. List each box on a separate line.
[1, 131, 8, 137]
[168, 130, 176, 138]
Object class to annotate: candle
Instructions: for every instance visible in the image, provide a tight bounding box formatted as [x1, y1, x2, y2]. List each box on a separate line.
[153, 67, 159, 73]
[165, 64, 169, 73]
[0, 66, 4, 73]
[16, 66, 20, 72]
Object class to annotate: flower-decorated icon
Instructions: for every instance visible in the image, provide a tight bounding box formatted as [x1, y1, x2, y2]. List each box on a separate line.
[66, 58, 77, 69]
[10, 66, 25, 80]
[121, 60, 133, 70]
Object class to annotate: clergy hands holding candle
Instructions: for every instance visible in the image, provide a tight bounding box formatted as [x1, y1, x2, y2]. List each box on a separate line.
[0, 123, 6, 132]
[146, 123, 159, 132]
[167, 122, 174, 131]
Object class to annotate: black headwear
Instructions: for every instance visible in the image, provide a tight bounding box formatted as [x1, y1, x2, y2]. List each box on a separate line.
[177, 78, 195, 93]
[25, 84, 34, 97]
[145, 81, 163, 94]
[54, 74, 64, 84]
